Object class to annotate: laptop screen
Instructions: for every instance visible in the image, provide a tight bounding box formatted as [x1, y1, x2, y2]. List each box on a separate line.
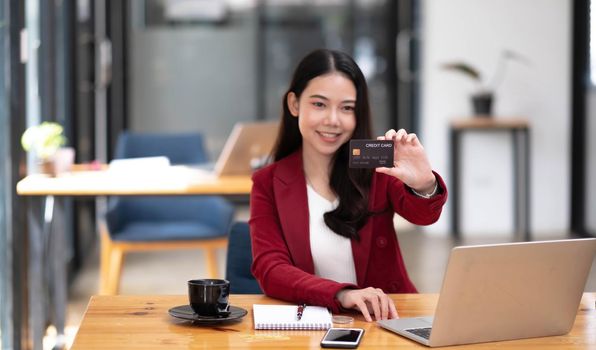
[214, 121, 279, 176]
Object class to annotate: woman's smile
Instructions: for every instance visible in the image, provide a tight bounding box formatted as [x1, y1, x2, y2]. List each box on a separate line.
[316, 130, 342, 142]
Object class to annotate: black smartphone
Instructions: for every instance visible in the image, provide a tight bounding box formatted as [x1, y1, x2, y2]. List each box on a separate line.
[320, 328, 365, 349]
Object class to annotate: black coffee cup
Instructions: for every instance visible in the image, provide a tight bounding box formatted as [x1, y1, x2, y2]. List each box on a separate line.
[188, 279, 231, 317]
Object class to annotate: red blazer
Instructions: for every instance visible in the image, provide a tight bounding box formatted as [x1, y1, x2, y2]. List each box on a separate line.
[249, 150, 447, 313]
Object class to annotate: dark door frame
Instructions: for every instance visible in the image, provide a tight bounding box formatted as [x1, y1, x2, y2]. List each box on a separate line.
[571, 0, 593, 237]
[3, 0, 28, 349]
[106, 0, 128, 158]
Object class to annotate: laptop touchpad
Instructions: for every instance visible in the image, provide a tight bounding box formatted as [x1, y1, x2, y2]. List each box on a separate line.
[405, 316, 434, 328]
[380, 316, 433, 329]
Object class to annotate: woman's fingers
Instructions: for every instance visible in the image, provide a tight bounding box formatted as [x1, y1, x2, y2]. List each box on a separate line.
[354, 299, 373, 322]
[406, 132, 417, 143]
[336, 288, 399, 322]
[377, 288, 389, 320]
[380, 128, 423, 145]
[377, 288, 391, 320]
[366, 292, 382, 321]
[384, 129, 397, 140]
[388, 298, 399, 319]
[395, 128, 407, 142]
[360, 287, 391, 321]
[375, 165, 390, 173]
[376, 163, 406, 180]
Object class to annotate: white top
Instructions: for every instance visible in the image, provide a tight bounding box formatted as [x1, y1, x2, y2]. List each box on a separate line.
[307, 184, 358, 285]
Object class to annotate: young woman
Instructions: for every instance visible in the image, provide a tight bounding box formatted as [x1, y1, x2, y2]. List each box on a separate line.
[249, 49, 447, 322]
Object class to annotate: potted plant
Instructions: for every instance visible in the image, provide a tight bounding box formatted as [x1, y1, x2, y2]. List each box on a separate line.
[442, 49, 529, 117]
[21, 121, 72, 175]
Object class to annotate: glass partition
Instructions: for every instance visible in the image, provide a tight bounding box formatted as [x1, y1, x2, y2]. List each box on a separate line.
[128, 0, 399, 157]
[259, 0, 395, 136]
[0, 1, 10, 347]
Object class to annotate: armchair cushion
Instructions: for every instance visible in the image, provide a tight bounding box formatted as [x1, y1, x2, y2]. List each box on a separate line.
[113, 221, 226, 242]
[106, 196, 234, 241]
[225, 222, 262, 294]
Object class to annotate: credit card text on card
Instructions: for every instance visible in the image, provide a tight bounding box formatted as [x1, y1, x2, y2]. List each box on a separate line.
[349, 140, 394, 168]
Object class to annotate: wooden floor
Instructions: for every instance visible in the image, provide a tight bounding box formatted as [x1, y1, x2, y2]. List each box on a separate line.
[62, 209, 596, 349]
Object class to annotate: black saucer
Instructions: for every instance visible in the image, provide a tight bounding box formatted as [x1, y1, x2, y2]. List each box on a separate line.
[168, 305, 247, 324]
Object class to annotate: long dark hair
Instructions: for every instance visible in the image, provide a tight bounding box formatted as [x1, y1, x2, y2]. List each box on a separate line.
[272, 49, 373, 240]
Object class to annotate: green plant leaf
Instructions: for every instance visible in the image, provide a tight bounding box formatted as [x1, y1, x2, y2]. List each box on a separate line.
[502, 49, 531, 66]
[21, 121, 67, 159]
[441, 62, 482, 81]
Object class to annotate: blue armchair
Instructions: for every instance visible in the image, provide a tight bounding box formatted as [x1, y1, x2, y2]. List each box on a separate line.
[99, 132, 234, 294]
[225, 222, 262, 294]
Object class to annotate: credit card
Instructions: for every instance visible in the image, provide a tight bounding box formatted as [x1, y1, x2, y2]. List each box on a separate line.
[349, 139, 394, 168]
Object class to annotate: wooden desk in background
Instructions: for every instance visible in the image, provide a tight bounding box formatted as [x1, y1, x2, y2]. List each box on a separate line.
[16, 168, 253, 350]
[71, 293, 596, 349]
[16, 167, 253, 196]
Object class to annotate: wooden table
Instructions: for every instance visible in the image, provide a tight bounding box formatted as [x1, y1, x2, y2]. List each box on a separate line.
[71, 293, 596, 349]
[450, 117, 531, 241]
[16, 167, 253, 196]
[16, 167, 253, 350]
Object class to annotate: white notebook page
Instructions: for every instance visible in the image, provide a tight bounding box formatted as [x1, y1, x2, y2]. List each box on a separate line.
[253, 304, 332, 330]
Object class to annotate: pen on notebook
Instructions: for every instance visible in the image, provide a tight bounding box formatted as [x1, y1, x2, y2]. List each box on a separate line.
[296, 304, 306, 321]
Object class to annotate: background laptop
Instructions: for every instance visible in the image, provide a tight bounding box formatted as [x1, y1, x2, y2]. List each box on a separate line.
[109, 121, 279, 178]
[213, 120, 278, 176]
[190, 120, 278, 177]
[378, 238, 596, 347]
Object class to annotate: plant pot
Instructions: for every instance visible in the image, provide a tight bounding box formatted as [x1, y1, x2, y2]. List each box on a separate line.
[39, 159, 57, 177]
[37, 148, 75, 177]
[53, 147, 75, 174]
[471, 92, 494, 117]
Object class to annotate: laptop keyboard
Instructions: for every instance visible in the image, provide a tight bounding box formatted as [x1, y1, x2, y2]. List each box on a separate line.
[405, 327, 432, 340]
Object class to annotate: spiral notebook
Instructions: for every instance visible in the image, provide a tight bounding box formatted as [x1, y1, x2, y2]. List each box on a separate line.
[253, 304, 333, 330]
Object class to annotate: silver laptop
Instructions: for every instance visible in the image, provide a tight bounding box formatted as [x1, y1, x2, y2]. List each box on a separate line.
[213, 120, 278, 176]
[378, 238, 596, 347]
[193, 121, 278, 177]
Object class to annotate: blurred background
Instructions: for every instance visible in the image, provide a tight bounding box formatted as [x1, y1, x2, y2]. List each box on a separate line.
[1, 0, 595, 349]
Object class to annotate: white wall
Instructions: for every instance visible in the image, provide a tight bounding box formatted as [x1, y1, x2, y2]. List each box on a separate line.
[421, 0, 571, 236]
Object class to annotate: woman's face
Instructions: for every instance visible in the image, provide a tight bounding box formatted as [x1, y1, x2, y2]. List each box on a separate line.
[287, 72, 357, 158]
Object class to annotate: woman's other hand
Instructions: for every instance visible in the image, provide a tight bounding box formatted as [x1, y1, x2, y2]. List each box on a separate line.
[336, 287, 399, 322]
[375, 128, 436, 193]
